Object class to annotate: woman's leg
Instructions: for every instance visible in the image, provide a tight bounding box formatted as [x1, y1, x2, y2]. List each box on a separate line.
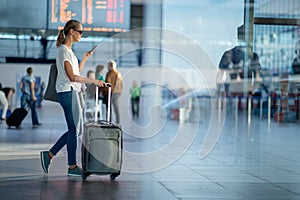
[50, 91, 77, 166]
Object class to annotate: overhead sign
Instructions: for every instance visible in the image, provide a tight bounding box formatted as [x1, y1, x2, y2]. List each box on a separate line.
[48, 0, 130, 32]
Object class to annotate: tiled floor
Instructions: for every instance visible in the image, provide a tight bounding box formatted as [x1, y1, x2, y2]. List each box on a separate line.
[0, 97, 300, 200]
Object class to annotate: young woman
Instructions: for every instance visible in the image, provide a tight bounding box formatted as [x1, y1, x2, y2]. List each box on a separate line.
[40, 19, 106, 176]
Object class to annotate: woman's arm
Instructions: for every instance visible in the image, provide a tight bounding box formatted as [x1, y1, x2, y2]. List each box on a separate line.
[78, 51, 94, 72]
[64, 61, 106, 87]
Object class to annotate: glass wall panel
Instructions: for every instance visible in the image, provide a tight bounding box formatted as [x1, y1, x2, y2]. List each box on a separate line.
[253, 0, 300, 75]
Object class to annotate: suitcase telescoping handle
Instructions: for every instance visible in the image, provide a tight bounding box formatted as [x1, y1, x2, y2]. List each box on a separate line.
[95, 83, 112, 123]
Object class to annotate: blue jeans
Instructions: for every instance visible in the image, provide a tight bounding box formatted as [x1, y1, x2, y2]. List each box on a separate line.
[50, 91, 77, 166]
[20, 93, 39, 125]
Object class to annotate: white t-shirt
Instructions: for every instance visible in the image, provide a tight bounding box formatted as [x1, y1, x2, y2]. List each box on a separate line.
[56, 45, 81, 92]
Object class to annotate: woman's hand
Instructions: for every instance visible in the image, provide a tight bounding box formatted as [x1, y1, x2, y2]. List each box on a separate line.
[84, 50, 94, 58]
[79, 50, 94, 71]
[85, 45, 97, 57]
[96, 80, 107, 87]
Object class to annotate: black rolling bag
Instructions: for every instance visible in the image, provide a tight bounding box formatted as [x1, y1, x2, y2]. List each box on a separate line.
[6, 107, 28, 128]
[81, 84, 122, 180]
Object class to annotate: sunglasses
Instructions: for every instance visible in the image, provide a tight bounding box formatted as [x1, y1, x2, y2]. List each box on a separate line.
[74, 29, 83, 35]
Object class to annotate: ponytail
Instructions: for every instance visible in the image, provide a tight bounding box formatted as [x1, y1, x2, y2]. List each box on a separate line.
[56, 19, 81, 48]
[56, 30, 65, 47]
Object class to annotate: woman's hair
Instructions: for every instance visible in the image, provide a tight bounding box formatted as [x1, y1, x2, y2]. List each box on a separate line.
[56, 19, 81, 47]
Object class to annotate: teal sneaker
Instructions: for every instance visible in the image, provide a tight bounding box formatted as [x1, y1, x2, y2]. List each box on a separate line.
[40, 151, 51, 174]
[67, 166, 82, 177]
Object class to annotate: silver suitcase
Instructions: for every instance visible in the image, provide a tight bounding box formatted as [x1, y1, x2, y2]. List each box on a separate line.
[82, 84, 122, 180]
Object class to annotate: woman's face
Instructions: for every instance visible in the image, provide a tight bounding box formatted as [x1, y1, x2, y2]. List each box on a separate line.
[72, 24, 83, 42]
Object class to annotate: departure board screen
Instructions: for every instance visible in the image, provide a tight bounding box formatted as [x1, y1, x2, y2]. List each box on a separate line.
[48, 0, 130, 32]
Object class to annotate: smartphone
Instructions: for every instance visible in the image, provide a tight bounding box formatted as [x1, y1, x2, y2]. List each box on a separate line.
[90, 45, 98, 52]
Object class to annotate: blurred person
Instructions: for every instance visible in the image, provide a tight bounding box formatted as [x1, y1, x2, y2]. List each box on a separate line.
[1, 87, 15, 110]
[95, 64, 105, 82]
[292, 39, 300, 74]
[95, 64, 106, 120]
[85, 70, 97, 122]
[20, 67, 41, 128]
[85, 70, 96, 99]
[0, 89, 12, 120]
[103, 60, 123, 124]
[217, 45, 261, 96]
[87, 70, 96, 78]
[130, 81, 141, 118]
[40, 19, 106, 177]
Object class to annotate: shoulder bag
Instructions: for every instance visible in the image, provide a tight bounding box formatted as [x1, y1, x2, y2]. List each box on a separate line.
[44, 64, 59, 102]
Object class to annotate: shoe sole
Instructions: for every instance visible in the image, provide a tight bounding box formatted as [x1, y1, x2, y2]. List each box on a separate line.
[40, 152, 49, 174]
[67, 174, 82, 177]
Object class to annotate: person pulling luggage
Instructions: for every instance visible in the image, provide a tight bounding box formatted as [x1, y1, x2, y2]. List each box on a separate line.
[20, 67, 41, 128]
[40, 19, 107, 177]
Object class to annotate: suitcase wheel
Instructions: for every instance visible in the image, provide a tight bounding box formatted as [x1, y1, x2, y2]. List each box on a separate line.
[82, 172, 89, 180]
[110, 174, 118, 181]
[82, 174, 87, 180]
